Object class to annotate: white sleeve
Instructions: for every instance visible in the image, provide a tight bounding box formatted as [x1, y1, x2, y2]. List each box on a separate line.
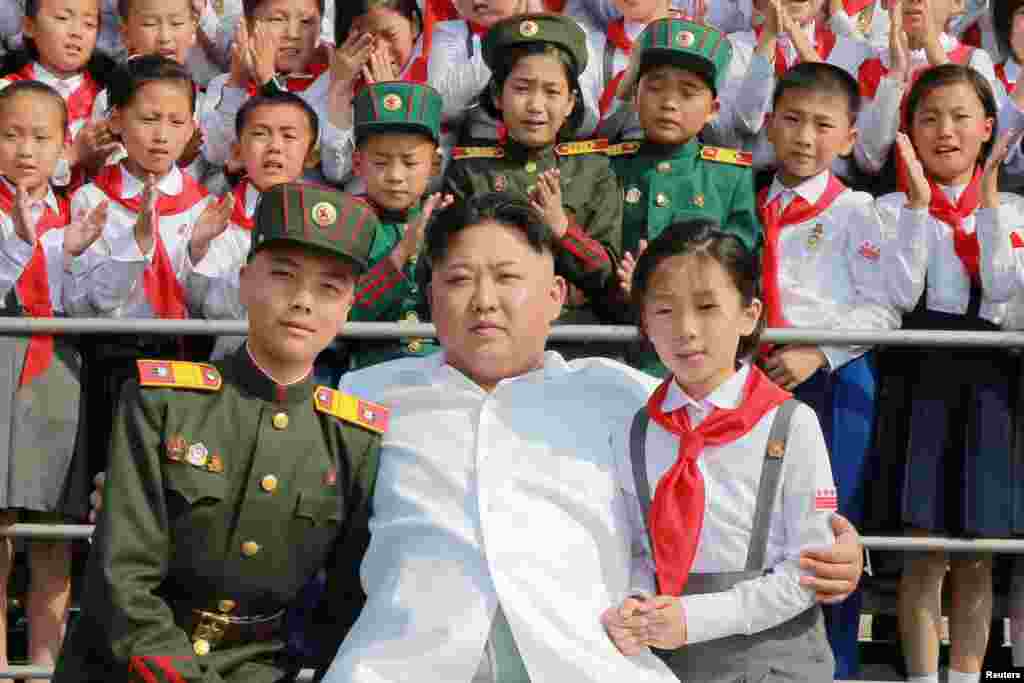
[728, 51, 775, 137]
[681, 403, 836, 644]
[0, 2, 23, 43]
[200, 75, 248, 167]
[0, 214, 37, 302]
[63, 188, 107, 317]
[321, 120, 357, 186]
[968, 49, 1001, 106]
[878, 195, 931, 313]
[186, 226, 247, 320]
[976, 199, 1022, 304]
[853, 76, 904, 175]
[427, 23, 491, 125]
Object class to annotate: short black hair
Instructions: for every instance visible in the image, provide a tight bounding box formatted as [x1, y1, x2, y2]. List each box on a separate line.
[993, 0, 1024, 59]
[118, 0, 196, 22]
[243, 0, 324, 19]
[772, 61, 861, 123]
[335, 0, 422, 47]
[631, 218, 764, 360]
[236, 92, 320, 151]
[0, 80, 68, 132]
[478, 44, 586, 138]
[108, 54, 196, 113]
[905, 63, 998, 165]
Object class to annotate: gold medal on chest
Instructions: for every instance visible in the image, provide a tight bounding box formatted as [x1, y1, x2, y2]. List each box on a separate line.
[807, 224, 824, 249]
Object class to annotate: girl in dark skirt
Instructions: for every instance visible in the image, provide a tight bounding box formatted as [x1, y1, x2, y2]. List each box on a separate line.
[0, 81, 106, 680]
[876, 64, 1022, 683]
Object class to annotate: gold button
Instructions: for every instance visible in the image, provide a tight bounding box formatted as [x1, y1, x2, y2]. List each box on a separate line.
[657, 161, 671, 173]
[407, 340, 423, 353]
[525, 161, 537, 173]
[260, 475, 278, 493]
[193, 639, 210, 656]
[218, 599, 236, 614]
[404, 311, 419, 323]
[242, 541, 260, 557]
[526, 184, 535, 195]
[655, 193, 669, 207]
[272, 412, 289, 430]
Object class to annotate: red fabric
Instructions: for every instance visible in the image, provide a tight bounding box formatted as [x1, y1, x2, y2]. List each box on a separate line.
[92, 165, 208, 319]
[996, 62, 1016, 94]
[230, 180, 255, 230]
[405, 54, 429, 83]
[843, 0, 874, 17]
[754, 22, 837, 78]
[3, 63, 101, 126]
[0, 181, 68, 386]
[468, 21, 489, 37]
[597, 19, 635, 118]
[646, 367, 791, 596]
[857, 57, 887, 99]
[757, 173, 847, 330]
[961, 20, 982, 48]
[895, 165, 983, 284]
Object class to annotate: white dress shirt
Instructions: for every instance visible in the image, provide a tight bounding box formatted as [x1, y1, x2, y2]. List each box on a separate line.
[581, 20, 645, 141]
[763, 172, 899, 369]
[614, 364, 836, 646]
[0, 179, 68, 312]
[877, 187, 1020, 326]
[563, 0, 753, 35]
[65, 163, 211, 318]
[324, 352, 678, 683]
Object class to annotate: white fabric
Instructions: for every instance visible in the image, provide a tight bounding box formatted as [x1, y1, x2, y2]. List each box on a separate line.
[324, 352, 678, 683]
[64, 163, 212, 318]
[0, 178, 66, 311]
[828, 0, 890, 51]
[562, 0, 753, 35]
[615, 363, 836, 645]
[187, 182, 255, 321]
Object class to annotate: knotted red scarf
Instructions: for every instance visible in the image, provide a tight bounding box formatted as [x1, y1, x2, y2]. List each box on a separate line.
[597, 19, 634, 119]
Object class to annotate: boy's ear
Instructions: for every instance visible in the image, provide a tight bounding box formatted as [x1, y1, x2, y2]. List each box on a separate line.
[840, 125, 859, 157]
[431, 146, 443, 177]
[706, 97, 721, 125]
[304, 142, 320, 170]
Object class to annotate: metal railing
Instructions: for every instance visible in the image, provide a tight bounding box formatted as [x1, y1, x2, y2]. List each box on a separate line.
[0, 319, 1019, 681]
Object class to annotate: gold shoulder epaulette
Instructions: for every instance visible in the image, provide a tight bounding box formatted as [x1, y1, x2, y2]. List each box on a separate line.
[555, 139, 609, 156]
[452, 146, 505, 160]
[314, 386, 389, 435]
[137, 360, 222, 391]
[700, 146, 753, 167]
[604, 141, 641, 157]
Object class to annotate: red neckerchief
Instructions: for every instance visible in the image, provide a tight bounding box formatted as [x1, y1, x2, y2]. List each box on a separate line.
[230, 179, 256, 231]
[0, 180, 69, 386]
[755, 21, 837, 78]
[844, 0, 874, 18]
[646, 367, 791, 596]
[246, 58, 330, 96]
[468, 21, 489, 37]
[961, 20, 983, 48]
[895, 165, 983, 284]
[757, 173, 847, 331]
[92, 165, 208, 319]
[997, 62, 1016, 95]
[5, 62, 101, 127]
[598, 19, 635, 118]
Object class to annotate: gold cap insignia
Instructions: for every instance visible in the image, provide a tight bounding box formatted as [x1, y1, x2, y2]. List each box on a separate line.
[382, 93, 403, 111]
[520, 20, 539, 37]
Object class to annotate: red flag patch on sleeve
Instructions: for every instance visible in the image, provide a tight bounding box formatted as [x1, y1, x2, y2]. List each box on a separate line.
[815, 488, 838, 512]
[1011, 231, 1024, 249]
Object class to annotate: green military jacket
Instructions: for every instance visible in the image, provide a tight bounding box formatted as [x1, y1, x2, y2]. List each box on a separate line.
[611, 139, 762, 259]
[444, 138, 623, 321]
[53, 347, 384, 683]
[348, 202, 438, 369]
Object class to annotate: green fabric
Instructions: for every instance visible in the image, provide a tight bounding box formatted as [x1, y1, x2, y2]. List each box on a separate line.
[354, 82, 444, 144]
[252, 183, 381, 272]
[482, 13, 589, 76]
[634, 18, 733, 94]
[491, 606, 531, 683]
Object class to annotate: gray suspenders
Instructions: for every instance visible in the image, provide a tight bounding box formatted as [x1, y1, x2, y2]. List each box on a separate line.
[628, 399, 800, 595]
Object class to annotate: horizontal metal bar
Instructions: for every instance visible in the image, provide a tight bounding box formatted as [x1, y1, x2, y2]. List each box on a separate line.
[0, 524, 94, 539]
[0, 318, 1023, 348]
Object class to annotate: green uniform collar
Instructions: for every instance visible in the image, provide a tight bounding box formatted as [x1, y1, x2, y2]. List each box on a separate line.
[638, 138, 700, 162]
[362, 195, 423, 225]
[232, 345, 316, 406]
[501, 138, 557, 163]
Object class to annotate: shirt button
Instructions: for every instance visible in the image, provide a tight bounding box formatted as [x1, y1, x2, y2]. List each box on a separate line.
[657, 161, 672, 173]
[193, 639, 211, 656]
[655, 193, 669, 207]
[272, 412, 289, 430]
[218, 599, 236, 614]
[260, 474, 278, 493]
[525, 161, 537, 173]
[241, 541, 260, 557]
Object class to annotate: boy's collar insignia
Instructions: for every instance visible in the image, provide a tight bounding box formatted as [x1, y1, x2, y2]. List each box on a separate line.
[382, 94, 403, 111]
[312, 201, 337, 227]
[676, 30, 696, 47]
[520, 20, 539, 37]
[625, 187, 641, 204]
[692, 193, 705, 207]
[494, 174, 508, 191]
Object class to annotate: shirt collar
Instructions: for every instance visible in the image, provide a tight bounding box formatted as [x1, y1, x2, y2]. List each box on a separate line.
[782, 20, 817, 48]
[663, 363, 750, 413]
[767, 170, 830, 207]
[31, 61, 83, 96]
[0, 176, 59, 212]
[431, 350, 570, 392]
[120, 162, 184, 199]
[244, 182, 261, 217]
[940, 182, 966, 203]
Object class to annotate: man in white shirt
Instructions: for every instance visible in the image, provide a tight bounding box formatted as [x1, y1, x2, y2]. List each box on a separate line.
[319, 192, 865, 682]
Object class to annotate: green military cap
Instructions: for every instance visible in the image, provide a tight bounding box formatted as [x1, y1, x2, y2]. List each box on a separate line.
[482, 13, 588, 77]
[618, 18, 732, 98]
[354, 81, 444, 144]
[251, 183, 380, 273]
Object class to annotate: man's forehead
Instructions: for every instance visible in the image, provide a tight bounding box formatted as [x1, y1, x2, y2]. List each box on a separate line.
[259, 244, 355, 276]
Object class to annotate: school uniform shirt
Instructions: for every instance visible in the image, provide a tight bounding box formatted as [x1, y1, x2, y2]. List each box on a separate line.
[64, 163, 213, 319]
[583, 19, 646, 142]
[563, 0, 753, 35]
[614, 363, 837, 645]
[322, 351, 678, 683]
[877, 187, 1019, 325]
[761, 172, 899, 370]
[0, 179, 68, 314]
[828, 0, 890, 51]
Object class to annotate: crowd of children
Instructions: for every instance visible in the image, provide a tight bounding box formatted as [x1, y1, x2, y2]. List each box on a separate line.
[1, 0, 1024, 680]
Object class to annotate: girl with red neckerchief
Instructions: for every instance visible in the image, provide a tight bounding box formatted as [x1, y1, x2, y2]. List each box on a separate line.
[67, 56, 233, 496]
[0, 80, 107, 683]
[876, 64, 1023, 683]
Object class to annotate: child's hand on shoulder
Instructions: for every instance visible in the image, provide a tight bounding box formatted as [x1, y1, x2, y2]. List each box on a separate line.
[529, 169, 569, 238]
[617, 240, 647, 297]
[761, 345, 826, 391]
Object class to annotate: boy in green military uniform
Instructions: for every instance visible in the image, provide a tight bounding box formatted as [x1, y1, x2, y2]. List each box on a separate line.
[611, 17, 762, 286]
[52, 184, 388, 683]
[347, 81, 451, 369]
[444, 13, 623, 325]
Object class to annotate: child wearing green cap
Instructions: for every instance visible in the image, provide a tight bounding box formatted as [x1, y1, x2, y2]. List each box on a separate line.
[346, 80, 453, 368]
[610, 17, 760, 375]
[444, 13, 623, 326]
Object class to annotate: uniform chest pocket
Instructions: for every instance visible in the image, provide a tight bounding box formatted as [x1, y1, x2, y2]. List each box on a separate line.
[162, 464, 227, 506]
[294, 491, 342, 527]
